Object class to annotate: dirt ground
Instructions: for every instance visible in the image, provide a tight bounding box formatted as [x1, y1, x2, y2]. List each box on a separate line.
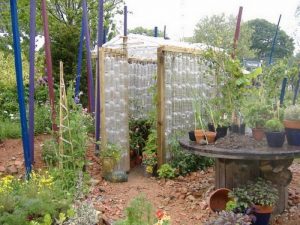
[1, 135, 300, 225]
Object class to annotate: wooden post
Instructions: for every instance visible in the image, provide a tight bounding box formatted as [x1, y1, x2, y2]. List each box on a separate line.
[157, 47, 166, 167]
[99, 48, 107, 149]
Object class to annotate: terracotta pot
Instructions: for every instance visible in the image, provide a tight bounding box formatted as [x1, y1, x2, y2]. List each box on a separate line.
[209, 188, 231, 212]
[252, 128, 265, 141]
[194, 130, 205, 143]
[283, 120, 300, 129]
[205, 131, 217, 143]
[254, 205, 273, 214]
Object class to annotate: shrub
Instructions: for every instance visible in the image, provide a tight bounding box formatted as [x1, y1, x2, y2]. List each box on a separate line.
[284, 104, 300, 121]
[265, 119, 284, 132]
[157, 164, 176, 179]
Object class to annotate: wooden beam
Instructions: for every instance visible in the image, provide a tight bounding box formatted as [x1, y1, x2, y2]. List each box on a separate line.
[99, 48, 107, 149]
[157, 47, 166, 167]
[128, 57, 157, 64]
[159, 45, 203, 55]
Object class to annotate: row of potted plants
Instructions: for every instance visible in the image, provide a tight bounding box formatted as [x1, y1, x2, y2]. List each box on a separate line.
[207, 178, 278, 225]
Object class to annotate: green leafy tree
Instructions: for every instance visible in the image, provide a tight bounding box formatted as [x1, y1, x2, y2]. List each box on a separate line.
[247, 19, 295, 59]
[192, 14, 255, 59]
[128, 26, 163, 37]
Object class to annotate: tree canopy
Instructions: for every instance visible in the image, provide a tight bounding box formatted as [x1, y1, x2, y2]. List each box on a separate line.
[192, 14, 256, 59]
[128, 26, 164, 37]
[246, 19, 295, 59]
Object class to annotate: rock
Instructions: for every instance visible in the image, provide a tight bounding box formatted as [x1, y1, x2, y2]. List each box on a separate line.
[11, 157, 16, 160]
[186, 195, 196, 202]
[289, 206, 298, 213]
[180, 187, 188, 194]
[0, 166, 6, 172]
[166, 180, 175, 187]
[7, 165, 17, 174]
[14, 160, 23, 167]
[90, 179, 101, 186]
[199, 201, 208, 210]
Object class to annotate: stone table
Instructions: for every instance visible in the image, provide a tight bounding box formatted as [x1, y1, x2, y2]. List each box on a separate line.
[179, 138, 300, 213]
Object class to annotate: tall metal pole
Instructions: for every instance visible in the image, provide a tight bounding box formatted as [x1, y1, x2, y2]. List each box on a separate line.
[82, 0, 95, 113]
[154, 26, 158, 37]
[95, 0, 104, 154]
[29, 0, 36, 163]
[269, 15, 282, 65]
[124, 5, 128, 36]
[41, 0, 58, 131]
[10, 0, 32, 176]
[232, 6, 243, 59]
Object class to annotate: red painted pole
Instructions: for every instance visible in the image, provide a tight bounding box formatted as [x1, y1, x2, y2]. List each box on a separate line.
[41, 0, 57, 131]
[232, 6, 243, 59]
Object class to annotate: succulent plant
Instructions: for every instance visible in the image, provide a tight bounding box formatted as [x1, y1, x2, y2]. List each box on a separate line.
[284, 104, 300, 121]
[205, 211, 251, 225]
[265, 119, 284, 132]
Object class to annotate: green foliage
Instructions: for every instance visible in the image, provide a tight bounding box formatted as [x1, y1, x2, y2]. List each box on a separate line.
[284, 104, 300, 121]
[100, 143, 122, 162]
[0, 173, 72, 225]
[229, 178, 279, 211]
[157, 164, 176, 179]
[0, 119, 21, 141]
[129, 26, 164, 37]
[193, 14, 255, 59]
[206, 211, 251, 225]
[169, 137, 214, 175]
[129, 119, 152, 155]
[225, 200, 237, 212]
[142, 129, 158, 167]
[34, 104, 52, 134]
[265, 119, 284, 132]
[115, 195, 154, 225]
[247, 19, 294, 59]
[244, 104, 272, 128]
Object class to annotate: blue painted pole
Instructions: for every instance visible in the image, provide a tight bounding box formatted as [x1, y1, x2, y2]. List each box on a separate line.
[124, 5, 127, 36]
[280, 77, 287, 106]
[10, 0, 32, 176]
[269, 15, 281, 65]
[154, 26, 158, 37]
[293, 66, 300, 105]
[82, 0, 95, 113]
[75, 17, 84, 100]
[29, 0, 36, 164]
[95, 0, 104, 153]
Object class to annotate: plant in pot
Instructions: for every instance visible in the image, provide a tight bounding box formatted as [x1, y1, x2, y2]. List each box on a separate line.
[264, 119, 285, 147]
[247, 178, 279, 225]
[244, 104, 272, 141]
[100, 143, 121, 179]
[191, 99, 207, 144]
[283, 104, 300, 146]
[205, 101, 217, 143]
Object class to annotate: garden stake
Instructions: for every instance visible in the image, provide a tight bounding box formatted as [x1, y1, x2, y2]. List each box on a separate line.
[95, 0, 104, 154]
[82, 0, 95, 113]
[41, 0, 58, 132]
[293, 64, 300, 105]
[232, 6, 243, 59]
[269, 14, 282, 65]
[154, 26, 158, 37]
[29, 0, 36, 163]
[75, 17, 84, 100]
[10, 0, 32, 176]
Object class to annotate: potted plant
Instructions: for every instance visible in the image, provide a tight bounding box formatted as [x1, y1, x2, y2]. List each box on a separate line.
[100, 143, 121, 178]
[205, 211, 252, 225]
[248, 178, 278, 225]
[283, 104, 300, 146]
[192, 99, 206, 144]
[264, 119, 285, 147]
[245, 104, 272, 141]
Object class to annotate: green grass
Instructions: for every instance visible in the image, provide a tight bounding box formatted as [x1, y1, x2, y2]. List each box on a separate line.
[0, 119, 21, 140]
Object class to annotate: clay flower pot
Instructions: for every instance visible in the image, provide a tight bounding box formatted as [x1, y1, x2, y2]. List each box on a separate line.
[283, 120, 300, 129]
[209, 188, 231, 212]
[252, 128, 265, 141]
[205, 131, 217, 143]
[194, 129, 205, 143]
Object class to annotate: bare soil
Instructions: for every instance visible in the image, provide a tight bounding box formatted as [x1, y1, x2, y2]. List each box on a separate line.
[1, 135, 300, 225]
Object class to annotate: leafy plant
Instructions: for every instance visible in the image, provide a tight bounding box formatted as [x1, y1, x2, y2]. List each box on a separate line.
[205, 211, 251, 225]
[244, 103, 272, 128]
[157, 164, 176, 179]
[142, 129, 158, 167]
[228, 187, 253, 213]
[284, 104, 300, 121]
[115, 195, 155, 225]
[265, 119, 284, 132]
[225, 200, 237, 212]
[100, 143, 122, 162]
[248, 178, 278, 206]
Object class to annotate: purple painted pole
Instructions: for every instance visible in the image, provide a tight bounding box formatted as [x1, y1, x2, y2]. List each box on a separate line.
[82, 0, 95, 113]
[29, 0, 36, 163]
[124, 5, 127, 36]
[95, 0, 104, 153]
